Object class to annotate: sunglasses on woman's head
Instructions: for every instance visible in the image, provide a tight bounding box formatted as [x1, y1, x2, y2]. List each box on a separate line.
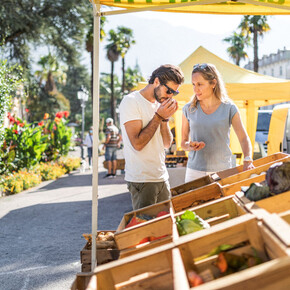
[162, 83, 179, 96]
[193, 63, 210, 71]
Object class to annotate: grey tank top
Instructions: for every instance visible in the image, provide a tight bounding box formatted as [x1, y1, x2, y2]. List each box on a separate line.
[182, 101, 238, 172]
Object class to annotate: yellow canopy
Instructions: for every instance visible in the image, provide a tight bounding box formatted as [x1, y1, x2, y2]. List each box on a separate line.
[136, 46, 290, 155]
[89, 0, 290, 270]
[94, 0, 290, 15]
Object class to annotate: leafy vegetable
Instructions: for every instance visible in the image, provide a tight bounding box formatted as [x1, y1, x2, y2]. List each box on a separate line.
[176, 210, 210, 236]
[244, 183, 271, 201]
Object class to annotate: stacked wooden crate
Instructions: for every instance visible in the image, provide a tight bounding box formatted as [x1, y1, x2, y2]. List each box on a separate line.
[72, 152, 290, 290]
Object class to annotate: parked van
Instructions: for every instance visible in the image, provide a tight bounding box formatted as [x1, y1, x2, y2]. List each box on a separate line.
[267, 104, 290, 155]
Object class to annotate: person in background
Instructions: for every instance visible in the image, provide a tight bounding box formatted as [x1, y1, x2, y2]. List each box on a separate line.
[83, 126, 93, 170]
[119, 64, 184, 210]
[181, 63, 255, 183]
[103, 118, 122, 178]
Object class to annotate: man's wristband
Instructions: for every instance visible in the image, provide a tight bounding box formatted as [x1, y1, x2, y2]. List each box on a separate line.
[244, 156, 253, 162]
[155, 112, 169, 122]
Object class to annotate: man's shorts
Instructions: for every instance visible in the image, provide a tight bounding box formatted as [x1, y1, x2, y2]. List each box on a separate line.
[105, 147, 118, 161]
[127, 180, 171, 210]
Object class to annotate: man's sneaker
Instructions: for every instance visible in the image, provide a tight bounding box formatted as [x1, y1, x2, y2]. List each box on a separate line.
[104, 174, 112, 178]
[111, 174, 116, 178]
[108, 174, 114, 179]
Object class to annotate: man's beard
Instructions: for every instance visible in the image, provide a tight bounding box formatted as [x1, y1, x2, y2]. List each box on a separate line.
[154, 86, 163, 103]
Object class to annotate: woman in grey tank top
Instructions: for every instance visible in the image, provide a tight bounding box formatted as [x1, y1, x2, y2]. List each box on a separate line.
[181, 63, 254, 182]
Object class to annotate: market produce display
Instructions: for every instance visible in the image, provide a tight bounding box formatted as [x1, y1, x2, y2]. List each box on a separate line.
[176, 210, 210, 236]
[243, 161, 290, 201]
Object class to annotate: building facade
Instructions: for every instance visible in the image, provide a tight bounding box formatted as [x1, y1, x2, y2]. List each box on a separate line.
[244, 47, 290, 109]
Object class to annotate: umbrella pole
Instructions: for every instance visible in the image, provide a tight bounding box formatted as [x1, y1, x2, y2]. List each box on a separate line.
[91, 2, 101, 272]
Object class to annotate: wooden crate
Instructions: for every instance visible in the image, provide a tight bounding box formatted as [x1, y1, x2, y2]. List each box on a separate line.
[170, 153, 289, 196]
[221, 173, 266, 196]
[86, 243, 190, 290]
[80, 231, 119, 272]
[280, 210, 290, 224]
[236, 190, 290, 215]
[216, 152, 289, 179]
[175, 214, 290, 289]
[173, 196, 247, 235]
[103, 159, 125, 170]
[171, 183, 224, 213]
[171, 175, 213, 196]
[218, 155, 290, 187]
[116, 200, 174, 232]
[114, 214, 175, 253]
[80, 242, 120, 272]
[71, 272, 94, 290]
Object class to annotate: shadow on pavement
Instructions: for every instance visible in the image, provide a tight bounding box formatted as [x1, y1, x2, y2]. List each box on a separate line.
[33, 170, 127, 192]
[0, 192, 132, 290]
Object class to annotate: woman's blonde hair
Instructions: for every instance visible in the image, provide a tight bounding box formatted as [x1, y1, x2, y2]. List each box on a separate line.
[190, 63, 230, 111]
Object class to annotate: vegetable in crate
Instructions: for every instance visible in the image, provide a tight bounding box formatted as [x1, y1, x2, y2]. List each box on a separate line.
[266, 162, 290, 194]
[244, 182, 271, 201]
[176, 210, 210, 236]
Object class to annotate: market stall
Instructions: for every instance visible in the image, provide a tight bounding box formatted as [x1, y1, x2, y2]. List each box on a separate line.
[89, 0, 290, 273]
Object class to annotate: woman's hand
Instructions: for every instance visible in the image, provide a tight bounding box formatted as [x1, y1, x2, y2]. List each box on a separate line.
[185, 141, 205, 151]
[243, 161, 255, 171]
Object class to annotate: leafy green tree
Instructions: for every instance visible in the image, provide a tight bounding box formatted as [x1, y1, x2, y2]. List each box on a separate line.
[0, 60, 23, 146]
[239, 16, 270, 72]
[124, 64, 145, 94]
[116, 27, 136, 95]
[223, 32, 250, 66]
[105, 30, 120, 123]
[35, 53, 70, 112]
[0, 0, 92, 68]
[59, 62, 91, 125]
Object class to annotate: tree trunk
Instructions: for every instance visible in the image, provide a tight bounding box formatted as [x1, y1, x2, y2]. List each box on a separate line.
[253, 30, 259, 72]
[110, 61, 116, 122]
[122, 57, 125, 95]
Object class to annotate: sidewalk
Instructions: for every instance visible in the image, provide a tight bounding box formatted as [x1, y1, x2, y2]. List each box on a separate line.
[0, 148, 186, 289]
[0, 154, 131, 290]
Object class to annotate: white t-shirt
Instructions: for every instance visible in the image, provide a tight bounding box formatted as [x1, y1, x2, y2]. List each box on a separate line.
[119, 91, 169, 183]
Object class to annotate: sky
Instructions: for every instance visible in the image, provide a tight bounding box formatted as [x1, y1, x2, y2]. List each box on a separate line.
[83, 12, 290, 80]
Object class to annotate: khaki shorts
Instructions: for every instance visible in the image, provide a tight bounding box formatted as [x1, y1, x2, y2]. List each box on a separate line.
[127, 180, 171, 210]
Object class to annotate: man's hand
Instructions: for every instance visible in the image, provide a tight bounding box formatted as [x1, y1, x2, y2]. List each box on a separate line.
[157, 98, 178, 120]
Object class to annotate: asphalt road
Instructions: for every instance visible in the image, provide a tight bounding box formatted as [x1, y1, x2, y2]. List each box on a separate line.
[0, 155, 131, 290]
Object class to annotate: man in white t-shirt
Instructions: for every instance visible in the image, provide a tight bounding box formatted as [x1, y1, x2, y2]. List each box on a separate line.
[119, 64, 184, 210]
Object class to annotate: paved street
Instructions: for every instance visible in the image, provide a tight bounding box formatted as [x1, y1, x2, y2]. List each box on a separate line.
[0, 149, 185, 290]
[0, 154, 131, 290]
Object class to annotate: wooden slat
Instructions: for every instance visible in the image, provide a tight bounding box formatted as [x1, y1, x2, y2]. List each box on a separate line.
[219, 156, 290, 186]
[172, 248, 190, 290]
[215, 152, 288, 180]
[171, 183, 223, 213]
[192, 256, 290, 290]
[221, 173, 266, 196]
[114, 216, 173, 250]
[170, 175, 212, 196]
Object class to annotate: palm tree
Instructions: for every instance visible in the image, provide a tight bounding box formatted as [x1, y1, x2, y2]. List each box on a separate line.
[85, 16, 106, 101]
[223, 31, 250, 66]
[105, 29, 120, 123]
[35, 53, 70, 111]
[116, 26, 136, 95]
[239, 16, 270, 72]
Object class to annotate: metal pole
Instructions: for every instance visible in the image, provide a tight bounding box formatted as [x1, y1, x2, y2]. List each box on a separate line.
[81, 99, 85, 160]
[91, 2, 100, 271]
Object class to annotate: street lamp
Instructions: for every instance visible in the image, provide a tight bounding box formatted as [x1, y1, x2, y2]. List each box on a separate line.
[77, 86, 89, 159]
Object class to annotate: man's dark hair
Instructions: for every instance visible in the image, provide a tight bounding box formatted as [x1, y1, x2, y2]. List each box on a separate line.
[148, 64, 184, 85]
